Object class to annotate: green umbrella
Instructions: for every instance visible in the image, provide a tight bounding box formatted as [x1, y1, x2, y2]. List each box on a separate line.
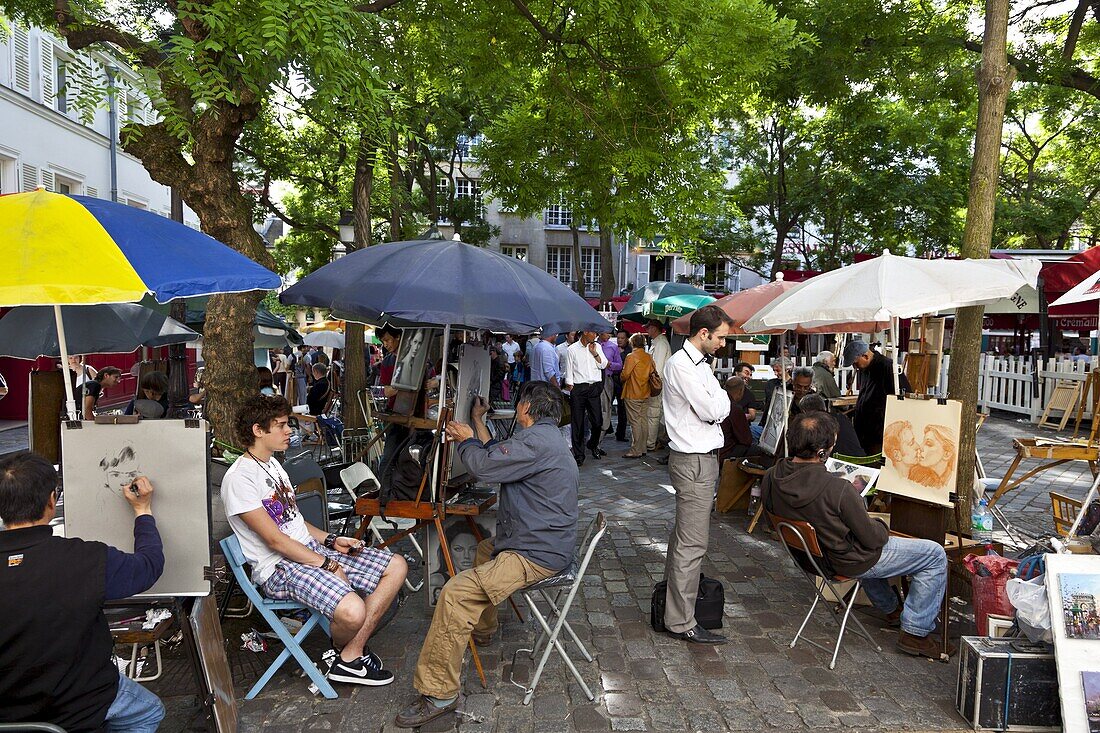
[620, 281, 712, 323]
[642, 293, 716, 321]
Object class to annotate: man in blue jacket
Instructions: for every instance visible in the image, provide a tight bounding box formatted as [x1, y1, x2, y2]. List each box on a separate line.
[0, 453, 166, 732]
[395, 380, 579, 728]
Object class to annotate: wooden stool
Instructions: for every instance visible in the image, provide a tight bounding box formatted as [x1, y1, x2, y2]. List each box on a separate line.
[740, 462, 768, 534]
[109, 610, 174, 683]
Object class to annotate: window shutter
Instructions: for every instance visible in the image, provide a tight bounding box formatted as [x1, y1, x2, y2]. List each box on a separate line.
[21, 163, 39, 192]
[39, 170, 55, 192]
[12, 25, 31, 95]
[86, 186, 98, 198]
[39, 37, 54, 105]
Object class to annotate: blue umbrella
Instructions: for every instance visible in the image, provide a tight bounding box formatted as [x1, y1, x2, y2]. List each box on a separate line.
[0, 303, 199, 359]
[279, 239, 613, 333]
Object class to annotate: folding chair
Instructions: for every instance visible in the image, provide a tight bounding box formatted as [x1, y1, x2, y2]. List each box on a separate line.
[767, 513, 882, 669]
[218, 535, 337, 699]
[339, 461, 424, 592]
[510, 512, 608, 705]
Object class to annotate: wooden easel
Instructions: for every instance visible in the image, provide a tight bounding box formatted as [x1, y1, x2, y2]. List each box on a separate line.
[1038, 379, 1083, 431]
[1072, 369, 1100, 442]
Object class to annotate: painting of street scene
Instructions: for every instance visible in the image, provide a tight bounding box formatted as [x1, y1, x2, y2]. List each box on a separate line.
[1082, 672, 1100, 732]
[1062, 574, 1100, 640]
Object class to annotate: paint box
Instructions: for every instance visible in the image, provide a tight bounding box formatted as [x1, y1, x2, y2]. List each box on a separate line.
[955, 636, 1060, 732]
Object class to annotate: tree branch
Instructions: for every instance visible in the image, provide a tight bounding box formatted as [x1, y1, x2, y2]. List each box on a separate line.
[961, 38, 1100, 101]
[260, 176, 340, 238]
[354, 0, 404, 13]
[53, 0, 163, 69]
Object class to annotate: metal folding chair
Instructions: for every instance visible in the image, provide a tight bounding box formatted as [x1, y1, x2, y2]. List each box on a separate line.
[767, 513, 882, 669]
[510, 512, 607, 705]
[218, 535, 337, 699]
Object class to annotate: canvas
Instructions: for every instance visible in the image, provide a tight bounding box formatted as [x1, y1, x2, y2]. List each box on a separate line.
[877, 397, 962, 507]
[449, 345, 491, 480]
[824, 458, 880, 497]
[1046, 553, 1100, 733]
[759, 387, 790, 456]
[425, 513, 495, 605]
[62, 420, 210, 597]
[391, 327, 430, 391]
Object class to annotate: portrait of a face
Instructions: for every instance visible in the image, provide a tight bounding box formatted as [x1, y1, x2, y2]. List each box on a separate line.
[877, 399, 962, 506]
[391, 328, 431, 391]
[100, 446, 141, 495]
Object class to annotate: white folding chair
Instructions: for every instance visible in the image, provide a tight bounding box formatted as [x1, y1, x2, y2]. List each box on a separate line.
[339, 461, 424, 593]
[510, 512, 607, 705]
[768, 513, 881, 669]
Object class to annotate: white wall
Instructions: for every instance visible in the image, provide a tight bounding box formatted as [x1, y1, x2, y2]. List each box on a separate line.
[0, 23, 198, 225]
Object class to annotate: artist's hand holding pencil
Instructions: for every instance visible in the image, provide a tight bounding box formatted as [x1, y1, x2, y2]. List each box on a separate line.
[122, 475, 154, 517]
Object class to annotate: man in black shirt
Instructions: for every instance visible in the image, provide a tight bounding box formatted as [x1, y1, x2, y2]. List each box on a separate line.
[306, 363, 331, 416]
[843, 341, 908, 455]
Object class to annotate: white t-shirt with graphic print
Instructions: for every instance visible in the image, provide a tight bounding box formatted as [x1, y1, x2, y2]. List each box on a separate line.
[222, 455, 313, 584]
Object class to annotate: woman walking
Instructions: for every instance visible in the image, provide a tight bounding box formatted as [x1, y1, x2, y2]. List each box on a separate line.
[620, 334, 655, 458]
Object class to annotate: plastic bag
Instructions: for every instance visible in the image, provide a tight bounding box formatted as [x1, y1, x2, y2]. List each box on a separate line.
[965, 553, 1019, 636]
[1006, 574, 1052, 644]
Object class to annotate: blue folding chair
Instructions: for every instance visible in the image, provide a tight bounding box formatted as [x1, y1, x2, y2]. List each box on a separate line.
[219, 535, 338, 699]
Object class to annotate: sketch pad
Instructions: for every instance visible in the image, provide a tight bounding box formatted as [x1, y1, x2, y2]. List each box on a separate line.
[62, 420, 211, 597]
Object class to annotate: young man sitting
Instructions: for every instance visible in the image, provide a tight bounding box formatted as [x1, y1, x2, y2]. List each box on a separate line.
[395, 381, 579, 728]
[761, 411, 950, 659]
[222, 395, 407, 686]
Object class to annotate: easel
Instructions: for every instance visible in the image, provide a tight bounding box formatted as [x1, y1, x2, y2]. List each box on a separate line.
[1037, 379, 1083, 431]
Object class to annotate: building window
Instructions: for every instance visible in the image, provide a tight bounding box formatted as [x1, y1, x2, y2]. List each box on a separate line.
[0, 156, 17, 194]
[456, 134, 482, 158]
[455, 178, 481, 205]
[55, 55, 68, 114]
[126, 94, 143, 124]
[581, 248, 601, 290]
[544, 200, 573, 228]
[500, 245, 528, 262]
[546, 246, 573, 287]
[54, 174, 80, 196]
[126, 198, 148, 210]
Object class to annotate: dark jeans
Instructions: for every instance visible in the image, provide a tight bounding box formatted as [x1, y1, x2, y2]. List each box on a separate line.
[613, 372, 627, 440]
[570, 382, 603, 458]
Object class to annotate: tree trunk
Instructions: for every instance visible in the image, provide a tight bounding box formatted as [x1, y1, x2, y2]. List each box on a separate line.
[948, 0, 1016, 523]
[598, 224, 616, 303]
[389, 125, 403, 241]
[342, 133, 375, 430]
[570, 222, 586, 297]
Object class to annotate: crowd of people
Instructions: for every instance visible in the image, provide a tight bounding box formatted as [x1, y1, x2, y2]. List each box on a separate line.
[0, 307, 952, 731]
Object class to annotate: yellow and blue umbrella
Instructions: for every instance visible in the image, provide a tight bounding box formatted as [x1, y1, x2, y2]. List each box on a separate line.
[1, 189, 282, 415]
[1, 189, 281, 306]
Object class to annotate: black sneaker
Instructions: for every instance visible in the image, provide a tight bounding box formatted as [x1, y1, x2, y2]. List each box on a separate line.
[327, 651, 395, 686]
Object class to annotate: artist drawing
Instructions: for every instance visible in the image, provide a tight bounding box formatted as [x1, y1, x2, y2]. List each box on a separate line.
[877, 398, 962, 507]
[391, 328, 429, 391]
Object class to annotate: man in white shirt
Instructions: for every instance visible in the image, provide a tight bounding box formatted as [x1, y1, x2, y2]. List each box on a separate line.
[501, 334, 522, 365]
[564, 331, 609, 465]
[222, 395, 408, 686]
[660, 305, 735, 644]
[646, 320, 672, 452]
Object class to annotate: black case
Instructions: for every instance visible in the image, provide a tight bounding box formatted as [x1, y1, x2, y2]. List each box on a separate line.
[955, 636, 1060, 732]
[650, 574, 724, 632]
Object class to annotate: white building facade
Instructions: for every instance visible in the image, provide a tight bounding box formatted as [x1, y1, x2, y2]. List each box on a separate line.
[0, 22, 198, 224]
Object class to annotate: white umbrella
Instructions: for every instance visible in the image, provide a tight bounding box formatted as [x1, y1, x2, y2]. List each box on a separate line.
[303, 330, 345, 349]
[743, 253, 1041, 332]
[1050, 273, 1100, 308]
[743, 253, 1041, 395]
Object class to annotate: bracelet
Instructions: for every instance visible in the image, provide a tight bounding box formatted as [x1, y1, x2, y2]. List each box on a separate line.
[324, 533, 338, 549]
[322, 557, 339, 573]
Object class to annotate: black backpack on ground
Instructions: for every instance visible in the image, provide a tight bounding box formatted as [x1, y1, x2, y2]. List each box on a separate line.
[379, 429, 435, 506]
[650, 574, 725, 632]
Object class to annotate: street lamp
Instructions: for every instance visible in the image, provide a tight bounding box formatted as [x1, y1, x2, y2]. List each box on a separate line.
[338, 209, 354, 250]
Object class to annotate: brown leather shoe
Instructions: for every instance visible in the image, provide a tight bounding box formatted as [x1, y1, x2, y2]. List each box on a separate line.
[896, 631, 956, 659]
[395, 695, 459, 728]
[885, 608, 901, 628]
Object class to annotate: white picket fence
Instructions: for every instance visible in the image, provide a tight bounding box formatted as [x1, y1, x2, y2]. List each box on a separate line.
[716, 353, 1098, 424]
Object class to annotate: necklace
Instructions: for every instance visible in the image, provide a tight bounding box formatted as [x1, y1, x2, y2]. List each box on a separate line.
[247, 451, 291, 492]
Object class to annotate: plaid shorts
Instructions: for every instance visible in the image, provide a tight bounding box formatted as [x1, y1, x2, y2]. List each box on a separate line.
[262, 540, 394, 619]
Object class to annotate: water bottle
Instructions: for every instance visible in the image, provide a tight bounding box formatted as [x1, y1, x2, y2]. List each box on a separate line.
[972, 498, 994, 544]
[746, 485, 762, 517]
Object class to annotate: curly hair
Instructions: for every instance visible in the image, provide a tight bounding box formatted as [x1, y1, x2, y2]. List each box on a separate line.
[234, 394, 292, 448]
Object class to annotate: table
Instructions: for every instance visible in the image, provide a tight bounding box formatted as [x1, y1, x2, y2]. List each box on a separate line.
[987, 437, 1099, 508]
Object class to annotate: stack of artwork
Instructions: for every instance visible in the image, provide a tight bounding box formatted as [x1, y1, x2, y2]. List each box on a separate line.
[1046, 554, 1100, 732]
[824, 458, 879, 497]
[877, 397, 962, 507]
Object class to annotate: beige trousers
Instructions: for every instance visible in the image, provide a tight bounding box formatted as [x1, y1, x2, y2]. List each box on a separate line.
[663, 450, 719, 634]
[646, 395, 666, 451]
[624, 398, 649, 456]
[413, 539, 555, 698]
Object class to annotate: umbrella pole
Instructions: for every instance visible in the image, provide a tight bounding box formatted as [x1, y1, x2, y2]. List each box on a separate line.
[430, 324, 452, 502]
[891, 316, 902, 397]
[781, 331, 789, 458]
[54, 305, 77, 420]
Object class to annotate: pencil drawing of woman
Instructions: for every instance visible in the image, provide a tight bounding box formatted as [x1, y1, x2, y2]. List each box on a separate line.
[909, 425, 957, 490]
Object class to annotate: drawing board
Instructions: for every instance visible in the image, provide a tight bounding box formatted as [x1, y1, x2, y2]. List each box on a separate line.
[449, 345, 491, 480]
[759, 387, 789, 456]
[1046, 553, 1100, 733]
[876, 397, 961, 507]
[62, 420, 210, 597]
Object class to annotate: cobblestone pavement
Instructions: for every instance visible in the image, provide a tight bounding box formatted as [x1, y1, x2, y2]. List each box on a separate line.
[14, 414, 1093, 731]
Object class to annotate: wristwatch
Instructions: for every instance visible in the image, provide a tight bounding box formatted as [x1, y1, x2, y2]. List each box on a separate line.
[323, 533, 338, 549]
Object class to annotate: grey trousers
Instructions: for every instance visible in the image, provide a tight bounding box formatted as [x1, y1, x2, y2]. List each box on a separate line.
[663, 449, 720, 634]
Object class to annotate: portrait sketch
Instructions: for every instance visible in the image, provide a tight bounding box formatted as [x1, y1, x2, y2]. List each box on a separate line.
[876, 398, 962, 507]
[62, 421, 210, 597]
[450, 345, 491, 480]
[426, 514, 495, 605]
[759, 388, 790, 456]
[825, 458, 880, 497]
[391, 327, 430, 391]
